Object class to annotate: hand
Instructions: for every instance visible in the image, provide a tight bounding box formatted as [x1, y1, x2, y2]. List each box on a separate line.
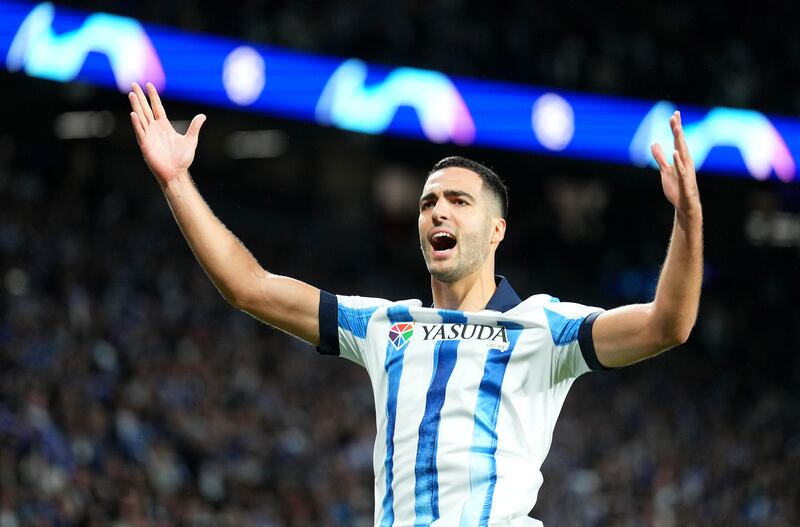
[128, 82, 206, 187]
[650, 111, 701, 223]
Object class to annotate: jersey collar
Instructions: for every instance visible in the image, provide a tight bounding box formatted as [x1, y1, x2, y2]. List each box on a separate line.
[485, 275, 522, 312]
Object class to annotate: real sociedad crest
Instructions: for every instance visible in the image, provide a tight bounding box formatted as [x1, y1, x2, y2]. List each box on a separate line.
[388, 322, 414, 350]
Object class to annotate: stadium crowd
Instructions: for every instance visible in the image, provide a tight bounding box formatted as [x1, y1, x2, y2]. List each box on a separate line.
[2, 0, 800, 524]
[0, 129, 798, 525]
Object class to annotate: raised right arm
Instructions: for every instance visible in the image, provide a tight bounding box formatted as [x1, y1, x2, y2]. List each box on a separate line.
[128, 82, 320, 345]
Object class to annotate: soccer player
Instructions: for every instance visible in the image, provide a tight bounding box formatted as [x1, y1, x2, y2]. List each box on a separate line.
[128, 82, 702, 527]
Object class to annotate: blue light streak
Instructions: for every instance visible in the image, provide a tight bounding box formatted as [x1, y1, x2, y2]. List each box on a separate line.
[1, 0, 798, 182]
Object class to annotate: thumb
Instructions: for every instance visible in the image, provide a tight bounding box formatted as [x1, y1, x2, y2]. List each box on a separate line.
[186, 114, 206, 140]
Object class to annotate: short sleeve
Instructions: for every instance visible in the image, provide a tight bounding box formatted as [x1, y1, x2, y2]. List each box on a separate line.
[542, 301, 609, 381]
[317, 291, 391, 367]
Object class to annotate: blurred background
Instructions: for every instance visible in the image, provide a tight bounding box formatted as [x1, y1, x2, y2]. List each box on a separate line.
[1, 1, 799, 526]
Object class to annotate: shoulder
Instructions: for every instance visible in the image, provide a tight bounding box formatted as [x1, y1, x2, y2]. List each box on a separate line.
[502, 293, 560, 315]
[504, 294, 604, 344]
[513, 293, 602, 318]
[333, 294, 423, 323]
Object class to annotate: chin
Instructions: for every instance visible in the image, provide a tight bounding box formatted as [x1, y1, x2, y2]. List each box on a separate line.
[428, 265, 463, 283]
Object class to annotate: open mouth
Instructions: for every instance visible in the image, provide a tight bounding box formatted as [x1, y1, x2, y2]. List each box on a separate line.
[430, 232, 457, 253]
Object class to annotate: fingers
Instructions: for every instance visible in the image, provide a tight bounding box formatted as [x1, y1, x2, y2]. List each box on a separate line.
[671, 111, 693, 168]
[130, 112, 145, 142]
[128, 91, 148, 129]
[146, 82, 167, 120]
[186, 114, 207, 140]
[131, 82, 154, 123]
[653, 111, 696, 178]
[672, 150, 686, 177]
[650, 142, 670, 171]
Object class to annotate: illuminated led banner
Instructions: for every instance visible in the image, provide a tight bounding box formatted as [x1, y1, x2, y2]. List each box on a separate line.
[1, 0, 798, 182]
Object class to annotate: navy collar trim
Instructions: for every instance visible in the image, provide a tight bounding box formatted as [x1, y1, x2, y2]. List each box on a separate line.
[485, 275, 522, 312]
[429, 275, 522, 313]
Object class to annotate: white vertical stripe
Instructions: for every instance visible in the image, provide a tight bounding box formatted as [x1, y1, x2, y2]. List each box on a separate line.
[435, 341, 485, 519]
[390, 338, 436, 525]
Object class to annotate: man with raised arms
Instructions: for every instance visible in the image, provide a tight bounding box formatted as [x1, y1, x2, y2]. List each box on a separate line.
[128, 82, 702, 527]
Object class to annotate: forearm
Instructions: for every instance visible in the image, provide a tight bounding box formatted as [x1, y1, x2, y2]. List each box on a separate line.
[162, 170, 263, 307]
[593, 211, 703, 368]
[128, 83, 321, 344]
[651, 208, 703, 343]
[593, 111, 703, 367]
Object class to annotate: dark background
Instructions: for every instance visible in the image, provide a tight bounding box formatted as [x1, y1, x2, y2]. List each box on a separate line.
[1, 1, 799, 525]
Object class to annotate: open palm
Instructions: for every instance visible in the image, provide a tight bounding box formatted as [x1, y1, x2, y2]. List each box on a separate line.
[650, 111, 701, 220]
[128, 82, 206, 187]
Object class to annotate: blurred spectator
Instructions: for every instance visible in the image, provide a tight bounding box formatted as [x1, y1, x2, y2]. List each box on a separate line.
[1, 2, 799, 520]
[0, 127, 798, 525]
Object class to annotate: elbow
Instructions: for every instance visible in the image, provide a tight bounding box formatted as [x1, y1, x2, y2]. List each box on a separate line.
[219, 268, 270, 311]
[657, 323, 694, 350]
[225, 286, 264, 313]
[219, 280, 256, 311]
[221, 288, 246, 310]
[223, 272, 277, 314]
[648, 303, 697, 351]
[676, 325, 694, 346]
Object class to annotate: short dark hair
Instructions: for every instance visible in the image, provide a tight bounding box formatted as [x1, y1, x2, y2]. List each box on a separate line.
[429, 156, 509, 218]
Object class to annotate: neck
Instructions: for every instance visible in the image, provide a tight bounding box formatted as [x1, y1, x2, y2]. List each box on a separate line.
[430, 265, 497, 312]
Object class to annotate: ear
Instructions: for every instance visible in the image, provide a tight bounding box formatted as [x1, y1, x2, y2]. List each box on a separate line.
[491, 217, 506, 245]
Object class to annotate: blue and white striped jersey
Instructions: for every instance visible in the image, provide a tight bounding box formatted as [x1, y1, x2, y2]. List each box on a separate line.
[318, 277, 607, 527]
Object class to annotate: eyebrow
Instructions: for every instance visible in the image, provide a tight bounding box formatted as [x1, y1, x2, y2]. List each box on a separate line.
[419, 189, 477, 206]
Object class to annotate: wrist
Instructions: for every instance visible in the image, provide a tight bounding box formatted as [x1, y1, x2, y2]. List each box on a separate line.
[161, 169, 192, 196]
[675, 206, 703, 233]
[677, 204, 702, 220]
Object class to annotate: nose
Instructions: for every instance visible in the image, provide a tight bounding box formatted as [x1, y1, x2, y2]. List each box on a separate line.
[432, 200, 449, 224]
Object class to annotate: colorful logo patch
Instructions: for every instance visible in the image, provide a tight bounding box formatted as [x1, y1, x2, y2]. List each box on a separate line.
[389, 322, 414, 349]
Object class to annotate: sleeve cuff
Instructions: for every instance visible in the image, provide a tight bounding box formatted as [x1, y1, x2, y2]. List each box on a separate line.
[316, 290, 340, 356]
[578, 311, 611, 371]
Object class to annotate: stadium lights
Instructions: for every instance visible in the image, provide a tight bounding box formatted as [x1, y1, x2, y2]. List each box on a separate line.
[1, 0, 798, 182]
[224, 130, 288, 159]
[222, 46, 266, 106]
[4, 267, 29, 296]
[53, 110, 115, 139]
[745, 211, 800, 248]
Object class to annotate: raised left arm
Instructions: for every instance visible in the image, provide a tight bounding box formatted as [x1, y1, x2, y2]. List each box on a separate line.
[592, 111, 703, 368]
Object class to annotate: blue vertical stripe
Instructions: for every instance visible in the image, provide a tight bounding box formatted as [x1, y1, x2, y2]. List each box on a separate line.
[460, 323, 523, 527]
[379, 306, 414, 527]
[413, 339, 460, 526]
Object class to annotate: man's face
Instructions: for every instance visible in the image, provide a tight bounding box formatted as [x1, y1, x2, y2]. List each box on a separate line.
[418, 167, 503, 283]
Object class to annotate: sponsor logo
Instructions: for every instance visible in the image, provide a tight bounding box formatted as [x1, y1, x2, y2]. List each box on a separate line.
[420, 323, 509, 350]
[388, 322, 414, 350]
